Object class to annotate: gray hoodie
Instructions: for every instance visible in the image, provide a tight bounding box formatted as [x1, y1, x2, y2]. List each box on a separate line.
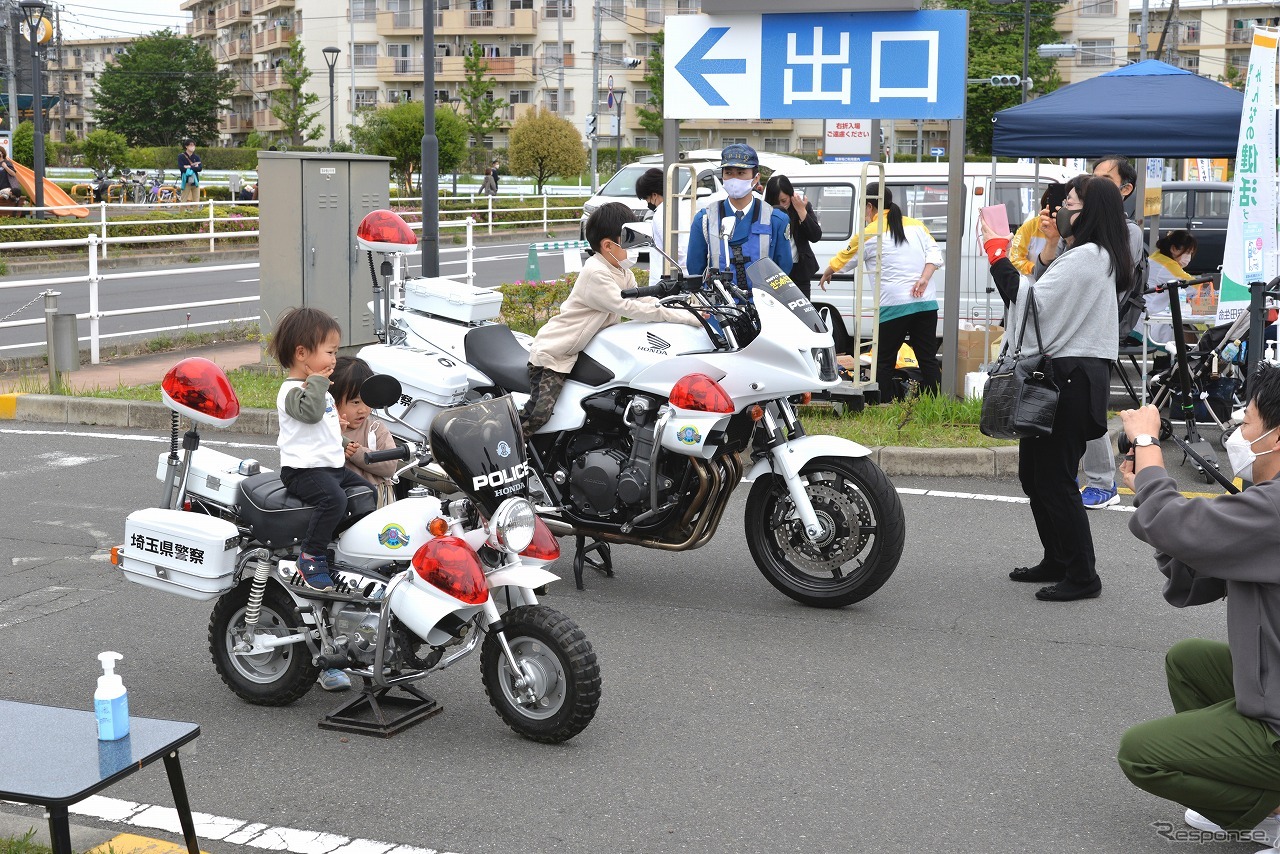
[1007, 243, 1119, 361]
[1130, 466, 1280, 732]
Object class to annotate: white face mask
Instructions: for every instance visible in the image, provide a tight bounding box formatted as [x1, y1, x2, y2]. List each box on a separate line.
[1177, 252, 1193, 267]
[723, 178, 754, 200]
[1225, 424, 1277, 481]
[617, 256, 635, 270]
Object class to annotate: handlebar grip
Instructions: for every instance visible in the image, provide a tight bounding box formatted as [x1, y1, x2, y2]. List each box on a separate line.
[620, 285, 667, 299]
[364, 446, 411, 464]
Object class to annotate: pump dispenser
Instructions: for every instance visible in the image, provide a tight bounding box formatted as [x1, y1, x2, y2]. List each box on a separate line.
[94, 651, 129, 740]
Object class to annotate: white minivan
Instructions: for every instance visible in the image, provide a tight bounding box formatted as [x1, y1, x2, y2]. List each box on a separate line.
[773, 161, 1079, 352]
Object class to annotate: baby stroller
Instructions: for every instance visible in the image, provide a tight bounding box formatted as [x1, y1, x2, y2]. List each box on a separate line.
[1146, 310, 1250, 436]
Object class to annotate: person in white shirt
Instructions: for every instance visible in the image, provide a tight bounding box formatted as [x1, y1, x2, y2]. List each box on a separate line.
[818, 183, 944, 399]
[267, 307, 373, 592]
[635, 167, 691, 274]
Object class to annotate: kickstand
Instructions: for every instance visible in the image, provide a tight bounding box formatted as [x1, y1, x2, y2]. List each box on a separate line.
[573, 535, 613, 590]
[318, 677, 442, 738]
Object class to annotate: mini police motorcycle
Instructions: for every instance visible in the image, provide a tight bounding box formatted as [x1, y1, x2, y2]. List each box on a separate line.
[112, 358, 600, 742]
[351, 211, 906, 609]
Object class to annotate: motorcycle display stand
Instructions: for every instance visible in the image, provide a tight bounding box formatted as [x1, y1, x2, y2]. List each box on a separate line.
[572, 535, 613, 590]
[319, 678, 442, 738]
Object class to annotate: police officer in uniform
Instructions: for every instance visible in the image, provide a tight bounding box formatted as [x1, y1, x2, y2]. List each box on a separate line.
[686, 143, 793, 294]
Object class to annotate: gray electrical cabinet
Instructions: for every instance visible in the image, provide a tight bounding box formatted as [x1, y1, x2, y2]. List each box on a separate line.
[257, 151, 394, 351]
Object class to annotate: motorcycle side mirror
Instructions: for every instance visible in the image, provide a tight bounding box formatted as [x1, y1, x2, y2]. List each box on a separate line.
[618, 222, 652, 250]
[360, 374, 403, 410]
[719, 217, 735, 241]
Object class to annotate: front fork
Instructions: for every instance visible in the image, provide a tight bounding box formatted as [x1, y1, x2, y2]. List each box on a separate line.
[481, 598, 541, 706]
[759, 400, 826, 542]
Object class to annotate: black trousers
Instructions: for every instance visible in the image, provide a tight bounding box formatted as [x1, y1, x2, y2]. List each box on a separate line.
[877, 308, 940, 399]
[280, 465, 372, 556]
[1017, 364, 1101, 586]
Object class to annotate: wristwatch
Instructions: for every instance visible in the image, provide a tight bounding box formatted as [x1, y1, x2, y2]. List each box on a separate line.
[1132, 434, 1157, 447]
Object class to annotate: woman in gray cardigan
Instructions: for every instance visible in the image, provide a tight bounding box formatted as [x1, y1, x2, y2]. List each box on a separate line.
[980, 176, 1131, 601]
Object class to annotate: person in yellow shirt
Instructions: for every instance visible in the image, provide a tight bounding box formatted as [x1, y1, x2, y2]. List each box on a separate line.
[1008, 182, 1066, 276]
[1142, 230, 1199, 344]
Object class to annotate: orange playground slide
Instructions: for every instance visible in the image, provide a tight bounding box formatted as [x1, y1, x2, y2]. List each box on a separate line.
[10, 161, 89, 217]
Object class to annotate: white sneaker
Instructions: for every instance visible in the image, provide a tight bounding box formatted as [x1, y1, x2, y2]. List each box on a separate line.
[1185, 808, 1280, 845]
[318, 668, 352, 692]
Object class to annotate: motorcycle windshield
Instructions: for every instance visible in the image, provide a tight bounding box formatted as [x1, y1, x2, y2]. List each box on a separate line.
[747, 258, 827, 334]
[429, 396, 529, 517]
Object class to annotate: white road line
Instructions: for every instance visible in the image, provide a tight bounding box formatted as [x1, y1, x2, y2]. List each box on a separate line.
[67, 795, 458, 854]
[0, 427, 276, 451]
[896, 486, 1137, 513]
[234, 278, 260, 283]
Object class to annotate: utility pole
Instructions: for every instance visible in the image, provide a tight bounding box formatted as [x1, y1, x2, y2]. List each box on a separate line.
[1140, 0, 1150, 61]
[615, 90, 624, 171]
[556, 0, 564, 114]
[420, 0, 438, 276]
[589, 0, 601, 191]
[1021, 0, 1030, 104]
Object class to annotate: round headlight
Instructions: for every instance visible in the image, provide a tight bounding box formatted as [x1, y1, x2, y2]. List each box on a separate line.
[488, 497, 537, 554]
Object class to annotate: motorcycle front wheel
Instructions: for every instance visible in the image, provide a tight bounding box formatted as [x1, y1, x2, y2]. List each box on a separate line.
[209, 582, 319, 706]
[481, 605, 600, 743]
[745, 455, 905, 608]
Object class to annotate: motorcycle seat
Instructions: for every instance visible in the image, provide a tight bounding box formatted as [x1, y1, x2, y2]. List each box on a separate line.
[463, 324, 616, 394]
[464, 325, 533, 394]
[237, 473, 376, 550]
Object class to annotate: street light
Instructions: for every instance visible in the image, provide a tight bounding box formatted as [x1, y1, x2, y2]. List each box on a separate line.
[19, 0, 48, 219]
[321, 46, 340, 150]
[1037, 42, 1134, 65]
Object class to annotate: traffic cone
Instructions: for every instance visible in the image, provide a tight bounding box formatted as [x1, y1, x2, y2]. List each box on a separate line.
[525, 244, 542, 282]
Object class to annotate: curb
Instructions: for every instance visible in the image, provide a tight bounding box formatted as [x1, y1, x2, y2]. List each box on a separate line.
[0, 808, 210, 854]
[1, 394, 1019, 479]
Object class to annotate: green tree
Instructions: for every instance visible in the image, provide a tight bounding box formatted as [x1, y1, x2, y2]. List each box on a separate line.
[1220, 64, 1247, 92]
[93, 31, 234, 146]
[350, 101, 467, 193]
[458, 41, 508, 145]
[269, 37, 324, 147]
[635, 31, 674, 144]
[11, 121, 33, 166]
[80, 129, 129, 172]
[508, 108, 586, 194]
[942, 0, 1065, 155]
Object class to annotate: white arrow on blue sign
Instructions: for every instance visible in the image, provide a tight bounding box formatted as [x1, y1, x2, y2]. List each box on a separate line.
[664, 10, 968, 121]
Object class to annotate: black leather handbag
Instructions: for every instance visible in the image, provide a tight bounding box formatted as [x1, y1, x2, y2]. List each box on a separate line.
[979, 291, 1059, 439]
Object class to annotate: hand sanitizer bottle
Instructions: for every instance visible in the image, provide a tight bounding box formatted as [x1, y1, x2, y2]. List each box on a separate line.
[94, 651, 129, 740]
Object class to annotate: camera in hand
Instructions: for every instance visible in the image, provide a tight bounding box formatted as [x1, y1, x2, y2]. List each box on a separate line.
[1117, 432, 1133, 455]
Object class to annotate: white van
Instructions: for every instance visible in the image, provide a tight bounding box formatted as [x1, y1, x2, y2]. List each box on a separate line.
[773, 161, 1080, 351]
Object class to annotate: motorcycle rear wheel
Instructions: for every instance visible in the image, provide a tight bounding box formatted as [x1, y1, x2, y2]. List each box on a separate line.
[481, 605, 600, 743]
[209, 582, 319, 706]
[745, 455, 905, 608]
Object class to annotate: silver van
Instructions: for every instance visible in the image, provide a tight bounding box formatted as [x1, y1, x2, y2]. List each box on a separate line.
[774, 161, 1079, 351]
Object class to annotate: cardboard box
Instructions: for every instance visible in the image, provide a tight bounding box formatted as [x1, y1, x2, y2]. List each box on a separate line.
[955, 324, 1003, 361]
[956, 356, 988, 397]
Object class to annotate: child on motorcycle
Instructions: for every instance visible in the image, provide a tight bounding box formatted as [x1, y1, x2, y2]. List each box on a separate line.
[521, 201, 701, 438]
[331, 356, 399, 507]
[267, 308, 373, 591]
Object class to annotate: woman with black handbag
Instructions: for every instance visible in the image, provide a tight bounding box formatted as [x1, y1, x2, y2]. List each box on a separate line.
[979, 176, 1131, 602]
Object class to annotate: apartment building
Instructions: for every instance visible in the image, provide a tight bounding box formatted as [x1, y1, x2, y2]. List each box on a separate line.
[1127, 0, 1272, 83]
[179, 0, 823, 155]
[44, 37, 134, 141]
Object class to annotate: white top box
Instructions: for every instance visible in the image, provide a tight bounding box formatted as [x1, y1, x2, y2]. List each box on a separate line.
[403, 276, 503, 324]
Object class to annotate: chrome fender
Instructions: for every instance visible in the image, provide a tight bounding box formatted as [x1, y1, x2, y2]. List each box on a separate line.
[742, 434, 873, 483]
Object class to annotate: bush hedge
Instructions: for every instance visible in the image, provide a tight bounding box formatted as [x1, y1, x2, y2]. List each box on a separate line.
[0, 206, 260, 246]
[497, 269, 648, 335]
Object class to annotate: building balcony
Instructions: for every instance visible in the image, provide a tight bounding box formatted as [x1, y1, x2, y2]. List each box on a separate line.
[677, 117, 795, 131]
[253, 109, 285, 132]
[53, 77, 84, 96]
[627, 6, 664, 34]
[215, 3, 253, 28]
[53, 103, 84, 120]
[496, 102, 536, 123]
[254, 67, 290, 91]
[251, 0, 294, 13]
[254, 27, 295, 53]
[540, 98, 575, 116]
[377, 57, 424, 81]
[377, 9, 421, 35]
[435, 55, 535, 83]
[187, 17, 214, 37]
[434, 8, 536, 35]
[181, 0, 212, 11]
[232, 76, 253, 97]
[219, 113, 254, 134]
[218, 39, 251, 62]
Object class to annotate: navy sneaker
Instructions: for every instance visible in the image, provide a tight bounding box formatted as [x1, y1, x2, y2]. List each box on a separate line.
[297, 554, 336, 591]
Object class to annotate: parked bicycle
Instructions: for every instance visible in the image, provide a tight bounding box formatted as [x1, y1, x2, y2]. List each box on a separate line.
[146, 169, 180, 205]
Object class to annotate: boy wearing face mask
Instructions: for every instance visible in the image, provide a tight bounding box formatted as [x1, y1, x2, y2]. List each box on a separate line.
[686, 143, 793, 293]
[1116, 369, 1280, 846]
[520, 202, 701, 439]
[1141, 230, 1199, 343]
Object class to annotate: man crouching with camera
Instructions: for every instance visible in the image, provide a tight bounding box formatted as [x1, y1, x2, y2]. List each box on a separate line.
[1117, 363, 1280, 848]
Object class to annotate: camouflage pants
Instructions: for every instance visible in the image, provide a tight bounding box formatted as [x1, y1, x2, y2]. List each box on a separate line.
[520, 363, 568, 439]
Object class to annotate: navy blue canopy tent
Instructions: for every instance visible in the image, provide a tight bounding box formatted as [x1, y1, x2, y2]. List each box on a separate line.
[991, 60, 1244, 158]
